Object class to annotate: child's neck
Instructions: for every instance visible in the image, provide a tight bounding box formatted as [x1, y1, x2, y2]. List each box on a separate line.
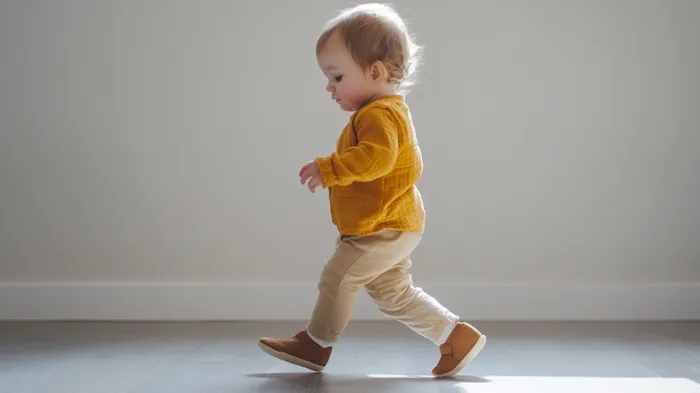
[362, 85, 399, 107]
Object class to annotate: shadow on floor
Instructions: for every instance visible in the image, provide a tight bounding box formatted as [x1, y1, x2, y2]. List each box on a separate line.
[246, 372, 490, 392]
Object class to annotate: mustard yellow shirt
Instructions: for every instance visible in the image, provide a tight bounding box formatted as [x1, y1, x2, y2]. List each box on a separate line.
[315, 95, 425, 236]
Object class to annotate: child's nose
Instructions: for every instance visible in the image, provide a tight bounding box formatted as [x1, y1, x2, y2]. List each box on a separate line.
[326, 83, 334, 92]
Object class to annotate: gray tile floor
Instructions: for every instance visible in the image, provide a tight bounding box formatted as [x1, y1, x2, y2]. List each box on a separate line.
[1, 321, 699, 392]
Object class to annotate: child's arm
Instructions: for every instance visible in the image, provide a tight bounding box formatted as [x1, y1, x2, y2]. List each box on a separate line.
[316, 108, 399, 187]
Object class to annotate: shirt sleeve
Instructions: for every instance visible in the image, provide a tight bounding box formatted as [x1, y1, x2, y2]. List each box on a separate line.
[316, 107, 399, 188]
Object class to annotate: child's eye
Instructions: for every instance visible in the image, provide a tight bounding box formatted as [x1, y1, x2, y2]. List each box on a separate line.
[334, 75, 343, 82]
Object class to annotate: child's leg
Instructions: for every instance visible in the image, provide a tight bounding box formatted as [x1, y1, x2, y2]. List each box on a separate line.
[363, 257, 460, 344]
[305, 229, 421, 344]
[364, 257, 487, 377]
[258, 229, 419, 371]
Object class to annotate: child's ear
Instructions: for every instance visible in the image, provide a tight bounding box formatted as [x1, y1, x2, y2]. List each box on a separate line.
[368, 61, 388, 83]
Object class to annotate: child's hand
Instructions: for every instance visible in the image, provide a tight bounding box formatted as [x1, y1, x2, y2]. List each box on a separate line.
[299, 160, 323, 193]
[299, 161, 323, 193]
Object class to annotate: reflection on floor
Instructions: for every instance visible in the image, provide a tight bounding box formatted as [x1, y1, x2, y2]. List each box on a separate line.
[0, 321, 698, 392]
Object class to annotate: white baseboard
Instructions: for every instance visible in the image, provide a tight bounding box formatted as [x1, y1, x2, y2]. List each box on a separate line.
[0, 281, 698, 321]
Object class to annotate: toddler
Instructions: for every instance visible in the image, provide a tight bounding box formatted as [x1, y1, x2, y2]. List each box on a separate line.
[258, 3, 486, 377]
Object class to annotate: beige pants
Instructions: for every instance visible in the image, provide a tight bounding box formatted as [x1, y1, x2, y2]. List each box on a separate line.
[306, 229, 460, 345]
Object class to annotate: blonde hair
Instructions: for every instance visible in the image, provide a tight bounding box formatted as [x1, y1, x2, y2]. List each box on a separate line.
[316, 3, 423, 93]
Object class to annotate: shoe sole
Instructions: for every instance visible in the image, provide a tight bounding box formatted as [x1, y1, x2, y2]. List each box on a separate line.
[434, 334, 487, 378]
[257, 341, 325, 372]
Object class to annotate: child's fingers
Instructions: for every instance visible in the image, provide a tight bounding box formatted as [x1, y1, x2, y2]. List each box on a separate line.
[298, 162, 313, 177]
[300, 169, 311, 185]
[308, 177, 321, 193]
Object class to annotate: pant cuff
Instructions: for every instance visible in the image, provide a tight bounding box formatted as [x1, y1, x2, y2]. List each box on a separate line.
[436, 317, 460, 345]
[306, 329, 334, 348]
[429, 313, 461, 345]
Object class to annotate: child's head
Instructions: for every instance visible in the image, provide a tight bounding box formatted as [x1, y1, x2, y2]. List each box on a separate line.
[316, 3, 422, 112]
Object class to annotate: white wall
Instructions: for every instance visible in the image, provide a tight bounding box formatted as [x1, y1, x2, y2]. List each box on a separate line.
[1, 0, 699, 320]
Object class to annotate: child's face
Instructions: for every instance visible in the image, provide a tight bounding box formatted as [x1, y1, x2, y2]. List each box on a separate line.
[317, 32, 377, 112]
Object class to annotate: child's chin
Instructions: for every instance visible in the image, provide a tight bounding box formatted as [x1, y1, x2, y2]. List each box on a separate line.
[338, 102, 357, 112]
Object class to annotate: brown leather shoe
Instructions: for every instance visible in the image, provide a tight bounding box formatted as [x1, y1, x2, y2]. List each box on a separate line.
[432, 322, 486, 377]
[258, 330, 332, 372]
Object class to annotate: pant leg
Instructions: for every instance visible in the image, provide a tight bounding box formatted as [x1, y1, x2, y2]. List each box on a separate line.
[364, 256, 460, 345]
[306, 229, 419, 343]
